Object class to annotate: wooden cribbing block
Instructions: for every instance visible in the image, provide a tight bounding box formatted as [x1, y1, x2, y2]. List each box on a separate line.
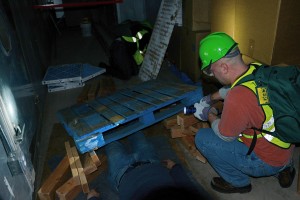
[170, 126, 187, 138]
[65, 142, 90, 193]
[71, 147, 90, 193]
[77, 84, 91, 103]
[56, 154, 107, 200]
[177, 113, 198, 129]
[97, 76, 116, 97]
[189, 122, 203, 133]
[163, 115, 177, 129]
[188, 122, 210, 133]
[89, 150, 101, 167]
[37, 156, 71, 200]
[88, 80, 100, 101]
[181, 135, 207, 163]
[65, 142, 78, 177]
[56, 176, 81, 200]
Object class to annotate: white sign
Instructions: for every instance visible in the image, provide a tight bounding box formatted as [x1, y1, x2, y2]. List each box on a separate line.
[138, 0, 182, 81]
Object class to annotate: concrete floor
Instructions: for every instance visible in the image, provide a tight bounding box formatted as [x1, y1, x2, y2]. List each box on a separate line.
[35, 27, 300, 200]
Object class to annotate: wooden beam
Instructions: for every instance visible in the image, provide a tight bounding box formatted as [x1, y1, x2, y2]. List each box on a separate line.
[56, 176, 81, 200]
[163, 116, 177, 129]
[77, 84, 91, 103]
[97, 76, 116, 97]
[37, 156, 71, 200]
[170, 125, 187, 138]
[89, 151, 101, 167]
[71, 147, 90, 193]
[65, 142, 78, 177]
[56, 154, 107, 199]
[181, 135, 207, 163]
[177, 113, 198, 129]
[88, 80, 100, 101]
[82, 153, 97, 175]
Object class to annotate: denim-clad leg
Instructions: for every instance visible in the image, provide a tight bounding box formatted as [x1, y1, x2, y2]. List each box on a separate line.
[195, 128, 284, 187]
[127, 131, 160, 163]
[105, 141, 135, 191]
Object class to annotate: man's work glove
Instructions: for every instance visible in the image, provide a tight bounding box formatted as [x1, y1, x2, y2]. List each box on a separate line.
[193, 102, 219, 121]
[199, 94, 215, 107]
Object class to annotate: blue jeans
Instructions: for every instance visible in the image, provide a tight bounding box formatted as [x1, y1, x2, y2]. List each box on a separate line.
[105, 131, 159, 190]
[195, 128, 287, 187]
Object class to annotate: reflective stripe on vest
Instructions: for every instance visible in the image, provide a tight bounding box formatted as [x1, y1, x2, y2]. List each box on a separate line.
[122, 29, 149, 65]
[232, 64, 291, 148]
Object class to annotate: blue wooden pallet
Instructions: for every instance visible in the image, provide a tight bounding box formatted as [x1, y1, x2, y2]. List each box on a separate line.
[57, 80, 203, 153]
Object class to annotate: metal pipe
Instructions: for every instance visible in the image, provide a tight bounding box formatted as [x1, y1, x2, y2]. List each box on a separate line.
[32, 0, 123, 9]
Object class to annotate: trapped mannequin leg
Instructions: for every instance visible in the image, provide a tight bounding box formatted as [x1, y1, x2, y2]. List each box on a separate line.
[105, 141, 135, 190]
[127, 131, 160, 163]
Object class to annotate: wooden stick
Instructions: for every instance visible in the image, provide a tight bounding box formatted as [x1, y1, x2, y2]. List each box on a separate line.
[71, 147, 90, 193]
[65, 142, 78, 177]
[37, 156, 71, 200]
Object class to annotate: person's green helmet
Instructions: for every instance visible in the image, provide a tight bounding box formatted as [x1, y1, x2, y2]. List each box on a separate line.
[199, 32, 237, 70]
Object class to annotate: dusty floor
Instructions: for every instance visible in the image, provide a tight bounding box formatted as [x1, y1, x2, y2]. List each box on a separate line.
[34, 27, 300, 200]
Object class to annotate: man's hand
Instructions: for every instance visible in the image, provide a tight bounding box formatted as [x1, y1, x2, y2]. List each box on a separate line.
[162, 159, 176, 169]
[199, 94, 213, 107]
[194, 102, 218, 121]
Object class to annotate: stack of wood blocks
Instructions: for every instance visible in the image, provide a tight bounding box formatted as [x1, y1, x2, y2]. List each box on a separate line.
[77, 76, 116, 103]
[38, 142, 105, 200]
[163, 101, 223, 163]
[163, 113, 209, 164]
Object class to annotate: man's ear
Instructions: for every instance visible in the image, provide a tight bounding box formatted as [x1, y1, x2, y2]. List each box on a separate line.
[220, 63, 229, 74]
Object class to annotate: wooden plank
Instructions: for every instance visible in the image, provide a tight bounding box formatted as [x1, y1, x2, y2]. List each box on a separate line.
[181, 135, 207, 163]
[89, 100, 125, 124]
[65, 142, 78, 177]
[163, 115, 177, 129]
[77, 84, 91, 103]
[37, 156, 71, 200]
[89, 151, 101, 167]
[170, 126, 187, 138]
[71, 147, 90, 193]
[82, 153, 97, 175]
[177, 113, 198, 129]
[56, 154, 107, 200]
[97, 76, 116, 97]
[120, 90, 163, 106]
[188, 122, 210, 133]
[133, 88, 173, 102]
[56, 176, 81, 200]
[59, 106, 110, 137]
[88, 79, 100, 100]
[189, 122, 204, 133]
[108, 93, 152, 112]
[97, 97, 136, 118]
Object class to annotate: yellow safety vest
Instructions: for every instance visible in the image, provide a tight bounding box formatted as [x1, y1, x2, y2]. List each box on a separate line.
[122, 29, 149, 65]
[231, 64, 291, 148]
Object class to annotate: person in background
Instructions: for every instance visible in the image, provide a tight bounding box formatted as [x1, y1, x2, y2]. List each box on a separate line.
[87, 131, 208, 200]
[193, 32, 295, 193]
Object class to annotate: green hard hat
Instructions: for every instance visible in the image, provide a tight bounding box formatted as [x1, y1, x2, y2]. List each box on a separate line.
[199, 32, 237, 70]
